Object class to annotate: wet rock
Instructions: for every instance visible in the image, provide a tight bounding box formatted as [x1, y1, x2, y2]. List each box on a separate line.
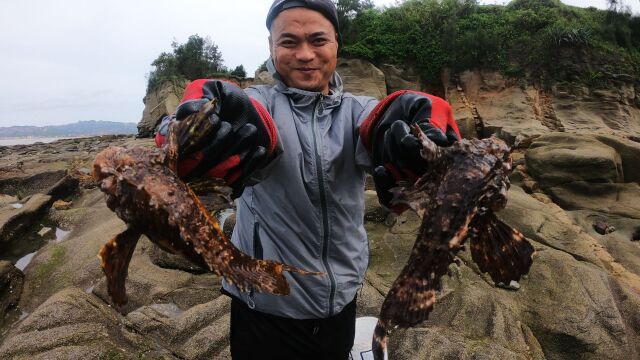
[364, 190, 388, 222]
[0, 194, 18, 207]
[93, 237, 220, 314]
[126, 294, 231, 359]
[0, 260, 24, 320]
[45, 174, 79, 200]
[148, 243, 207, 274]
[0, 288, 173, 359]
[0, 170, 66, 198]
[0, 193, 52, 247]
[593, 219, 616, 235]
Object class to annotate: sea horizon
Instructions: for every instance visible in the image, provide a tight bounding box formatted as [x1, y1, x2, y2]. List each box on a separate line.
[0, 136, 80, 146]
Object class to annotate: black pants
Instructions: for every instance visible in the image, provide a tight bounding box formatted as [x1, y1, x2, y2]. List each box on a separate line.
[229, 296, 357, 360]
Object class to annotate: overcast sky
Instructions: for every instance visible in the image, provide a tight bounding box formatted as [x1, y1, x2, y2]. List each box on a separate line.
[0, 0, 637, 128]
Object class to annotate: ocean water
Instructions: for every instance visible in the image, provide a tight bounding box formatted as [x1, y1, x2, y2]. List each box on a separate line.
[0, 137, 66, 146]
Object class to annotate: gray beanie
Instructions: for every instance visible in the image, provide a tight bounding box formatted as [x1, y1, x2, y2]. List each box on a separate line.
[266, 0, 342, 43]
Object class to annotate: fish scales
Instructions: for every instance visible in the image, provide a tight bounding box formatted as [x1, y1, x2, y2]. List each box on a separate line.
[93, 100, 320, 307]
[372, 127, 535, 360]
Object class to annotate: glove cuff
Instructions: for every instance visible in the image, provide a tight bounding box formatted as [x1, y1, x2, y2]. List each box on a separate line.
[359, 90, 408, 153]
[359, 90, 462, 153]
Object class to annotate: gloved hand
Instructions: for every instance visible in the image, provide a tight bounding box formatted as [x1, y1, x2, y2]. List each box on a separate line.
[155, 79, 279, 197]
[359, 91, 461, 212]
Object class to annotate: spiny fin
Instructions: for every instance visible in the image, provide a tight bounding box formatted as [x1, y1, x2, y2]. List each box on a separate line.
[182, 185, 323, 296]
[469, 214, 534, 285]
[98, 227, 141, 306]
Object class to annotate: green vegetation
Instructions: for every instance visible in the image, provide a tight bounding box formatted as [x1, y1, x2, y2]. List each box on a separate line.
[32, 245, 66, 288]
[146, 35, 248, 95]
[340, 0, 640, 84]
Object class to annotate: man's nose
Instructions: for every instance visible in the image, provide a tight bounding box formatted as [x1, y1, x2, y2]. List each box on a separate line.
[295, 42, 314, 62]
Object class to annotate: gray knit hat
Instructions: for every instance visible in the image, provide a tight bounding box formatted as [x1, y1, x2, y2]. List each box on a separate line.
[266, 0, 342, 43]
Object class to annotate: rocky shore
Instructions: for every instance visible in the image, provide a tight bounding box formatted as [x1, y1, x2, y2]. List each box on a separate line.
[1, 64, 639, 359]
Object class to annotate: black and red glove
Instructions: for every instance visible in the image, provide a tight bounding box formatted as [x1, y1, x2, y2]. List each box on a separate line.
[156, 79, 279, 196]
[360, 90, 461, 212]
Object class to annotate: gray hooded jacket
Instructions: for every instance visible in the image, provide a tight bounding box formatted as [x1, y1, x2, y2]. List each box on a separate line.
[222, 61, 378, 318]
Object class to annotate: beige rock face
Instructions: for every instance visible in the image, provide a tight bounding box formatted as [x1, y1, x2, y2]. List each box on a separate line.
[337, 58, 387, 99]
[253, 70, 275, 86]
[447, 70, 640, 144]
[0, 288, 173, 359]
[525, 133, 625, 188]
[137, 79, 189, 138]
[379, 64, 421, 93]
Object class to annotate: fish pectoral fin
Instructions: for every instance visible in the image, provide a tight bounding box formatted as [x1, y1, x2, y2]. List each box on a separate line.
[180, 184, 321, 297]
[469, 214, 535, 285]
[98, 227, 141, 306]
[221, 257, 324, 297]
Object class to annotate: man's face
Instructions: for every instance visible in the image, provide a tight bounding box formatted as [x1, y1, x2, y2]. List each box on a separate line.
[269, 7, 338, 95]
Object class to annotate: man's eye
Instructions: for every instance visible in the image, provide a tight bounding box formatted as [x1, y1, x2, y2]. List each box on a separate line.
[279, 40, 296, 47]
[312, 38, 328, 46]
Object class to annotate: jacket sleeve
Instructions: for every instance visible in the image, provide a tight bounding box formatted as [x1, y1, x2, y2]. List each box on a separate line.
[355, 97, 380, 173]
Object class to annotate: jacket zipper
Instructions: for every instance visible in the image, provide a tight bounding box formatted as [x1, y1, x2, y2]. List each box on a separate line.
[311, 95, 337, 316]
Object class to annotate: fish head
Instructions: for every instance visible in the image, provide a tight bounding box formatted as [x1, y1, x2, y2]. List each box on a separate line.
[171, 98, 219, 158]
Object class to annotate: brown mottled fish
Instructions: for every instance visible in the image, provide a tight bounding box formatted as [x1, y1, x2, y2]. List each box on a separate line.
[93, 100, 321, 306]
[372, 126, 534, 360]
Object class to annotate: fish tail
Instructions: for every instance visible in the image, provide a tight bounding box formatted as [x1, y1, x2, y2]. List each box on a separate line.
[470, 214, 535, 284]
[372, 319, 388, 360]
[98, 227, 141, 306]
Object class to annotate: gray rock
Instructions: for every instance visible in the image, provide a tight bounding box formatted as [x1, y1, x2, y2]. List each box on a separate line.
[0, 260, 23, 320]
[0, 170, 66, 199]
[364, 190, 388, 222]
[127, 294, 231, 359]
[0, 288, 174, 359]
[253, 70, 275, 86]
[337, 58, 387, 99]
[138, 79, 189, 138]
[380, 64, 421, 93]
[526, 133, 624, 188]
[0, 193, 52, 247]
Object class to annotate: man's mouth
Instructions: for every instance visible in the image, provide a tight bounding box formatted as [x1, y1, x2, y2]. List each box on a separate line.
[296, 68, 318, 72]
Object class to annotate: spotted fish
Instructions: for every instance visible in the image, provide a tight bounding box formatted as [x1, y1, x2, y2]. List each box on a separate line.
[93, 100, 321, 306]
[372, 126, 535, 359]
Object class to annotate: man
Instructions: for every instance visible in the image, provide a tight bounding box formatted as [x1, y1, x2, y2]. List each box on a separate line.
[157, 1, 460, 358]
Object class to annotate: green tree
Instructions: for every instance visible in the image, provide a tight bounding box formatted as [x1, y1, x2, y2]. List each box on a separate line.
[230, 65, 247, 78]
[146, 34, 225, 94]
[334, 0, 375, 43]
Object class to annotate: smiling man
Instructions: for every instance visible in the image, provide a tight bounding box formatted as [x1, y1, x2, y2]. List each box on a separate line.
[156, 0, 461, 359]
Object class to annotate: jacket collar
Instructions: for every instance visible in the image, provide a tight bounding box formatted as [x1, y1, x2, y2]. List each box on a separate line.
[267, 56, 343, 108]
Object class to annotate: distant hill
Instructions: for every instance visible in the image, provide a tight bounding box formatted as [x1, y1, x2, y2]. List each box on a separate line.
[0, 121, 137, 138]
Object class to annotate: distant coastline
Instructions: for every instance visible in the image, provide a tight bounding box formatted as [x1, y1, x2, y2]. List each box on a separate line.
[0, 137, 78, 146]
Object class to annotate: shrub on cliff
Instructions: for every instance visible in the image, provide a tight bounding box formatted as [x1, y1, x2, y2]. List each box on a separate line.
[146, 35, 225, 95]
[340, 0, 640, 83]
